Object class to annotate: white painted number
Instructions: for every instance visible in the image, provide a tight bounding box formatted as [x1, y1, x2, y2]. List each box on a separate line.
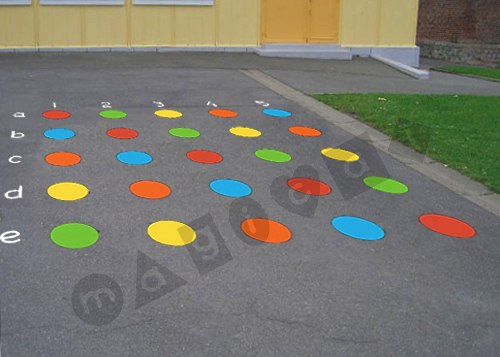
[153, 101, 165, 108]
[101, 102, 112, 109]
[255, 100, 270, 107]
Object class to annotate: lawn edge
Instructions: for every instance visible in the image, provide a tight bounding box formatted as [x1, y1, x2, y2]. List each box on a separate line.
[432, 68, 500, 83]
[311, 93, 500, 194]
[241, 69, 500, 218]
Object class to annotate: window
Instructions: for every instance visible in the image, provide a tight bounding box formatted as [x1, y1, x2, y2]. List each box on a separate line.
[0, 0, 31, 5]
[40, 0, 123, 5]
[132, 0, 213, 5]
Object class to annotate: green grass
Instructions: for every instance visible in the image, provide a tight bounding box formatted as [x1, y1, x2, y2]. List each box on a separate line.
[434, 66, 500, 81]
[312, 93, 500, 193]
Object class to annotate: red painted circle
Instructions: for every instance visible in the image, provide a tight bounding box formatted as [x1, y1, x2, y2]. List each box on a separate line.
[287, 177, 332, 196]
[106, 127, 139, 140]
[419, 214, 476, 239]
[42, 110, 71, 120]
[186, 150, 223, 164]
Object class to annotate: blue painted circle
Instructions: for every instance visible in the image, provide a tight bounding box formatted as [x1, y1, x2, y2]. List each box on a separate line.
[116, 151, 153, 166]
[44, 128, 75, 140]
[210, 179, 252, 198]
[331, 216, 385, 241]
[262, 108, 292, 118]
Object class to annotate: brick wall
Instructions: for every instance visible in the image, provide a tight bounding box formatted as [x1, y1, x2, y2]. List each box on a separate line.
[417, 0, 500, 45]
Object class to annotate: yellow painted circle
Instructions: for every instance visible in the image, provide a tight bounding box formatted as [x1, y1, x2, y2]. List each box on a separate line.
[321, 148, 360, 162]
[47, 182, 89, 201]
[147, 220, 197, 246]
[154, 109, 183, 119]
[229, 126, 262, 138]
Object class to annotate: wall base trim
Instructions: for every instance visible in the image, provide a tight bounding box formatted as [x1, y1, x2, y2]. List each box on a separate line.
[0, 45, 422, 68]
[348, 46, 421, 67]
[0, 46, 258, 53]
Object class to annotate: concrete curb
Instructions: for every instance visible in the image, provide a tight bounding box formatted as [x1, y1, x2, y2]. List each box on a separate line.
[371, 55, 430, 80]
[241, 69, 500, 218]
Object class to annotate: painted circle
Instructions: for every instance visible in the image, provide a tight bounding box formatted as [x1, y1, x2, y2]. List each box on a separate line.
[116, 151, 153, 165]
[210, 179, 252, 198]
[288, 125, 322, 137]
[241, 218, 292, 244]
[47, 182, 89, 201]
[50, 223, 99, 249]
[107, 127, 138, 140]
[130, 180, 171, 199]
[169, 127, 200, 138]
[99, 110, 127, 119]
[287, 177, 332, 196]
[229, 127, 262, 138]
[255, 149, 292, 163]
[147, 220, 197, 246]
[45, 152, 81, 167]
[363, 176, 409, 194]
[262, 108, 291, 118]
[43, 110, 71, 120]
[154, 109, 183, 119]
[209, 108, 238, 118]
[322, 148, 360, 162]
[419, 214, 476, 239]
[186, 150, 223, 164]
[331, 216, 385, 241]
[44, 128, 75, 140]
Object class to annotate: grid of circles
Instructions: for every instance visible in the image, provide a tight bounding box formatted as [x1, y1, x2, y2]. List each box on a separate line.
[42, 106, 477, 249]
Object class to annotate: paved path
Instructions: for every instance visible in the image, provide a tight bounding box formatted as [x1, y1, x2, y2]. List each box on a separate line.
[1, 52, 500, 95]
[1, 54, 499, 356]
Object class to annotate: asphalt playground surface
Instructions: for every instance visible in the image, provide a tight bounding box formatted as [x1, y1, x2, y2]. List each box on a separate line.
[1, 53, 500, 356]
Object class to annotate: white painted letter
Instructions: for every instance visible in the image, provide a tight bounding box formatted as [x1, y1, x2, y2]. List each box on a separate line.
[0, 231, 21, 244]
[11, 131, 25, 139]
[13, 112, 25, 118]
[9, 156, 22, 164]
[4, 186, 23, 200]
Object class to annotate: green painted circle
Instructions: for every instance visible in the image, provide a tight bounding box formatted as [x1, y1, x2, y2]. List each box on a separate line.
[50, 223, 100, 249]
[255, 149, 292, 163]
[169, 127, 200, 139]
[99, 110, 128, 119]
[363, 176, 409, 194]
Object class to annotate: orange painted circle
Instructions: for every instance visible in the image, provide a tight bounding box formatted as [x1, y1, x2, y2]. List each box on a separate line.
[43, 110, 72, 120]
[130, 180, 172, 199]
[419, 214, 476, 239]
[209, 109, 238, 118]
[288, 126, 322, 137]
[45, 152, 81, 167]
[241, 218, 292, 244]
